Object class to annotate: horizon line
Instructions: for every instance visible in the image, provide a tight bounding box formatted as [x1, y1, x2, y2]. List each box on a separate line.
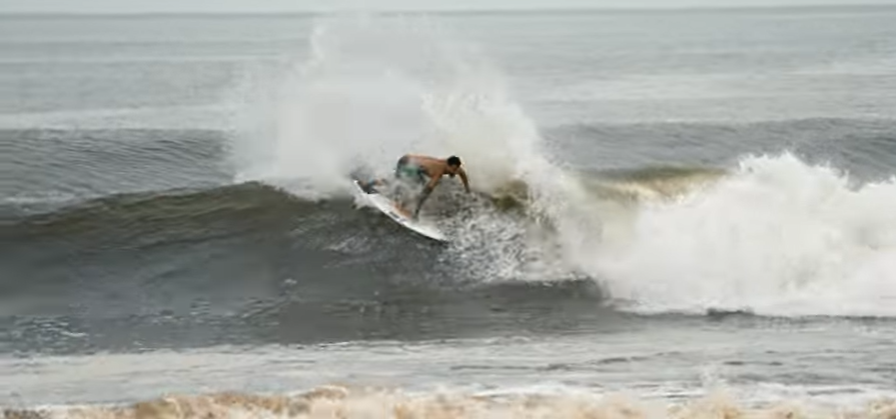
[2, 3, 895, 18]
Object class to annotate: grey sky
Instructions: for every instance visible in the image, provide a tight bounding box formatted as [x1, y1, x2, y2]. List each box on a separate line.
[2, 0, 894, 13]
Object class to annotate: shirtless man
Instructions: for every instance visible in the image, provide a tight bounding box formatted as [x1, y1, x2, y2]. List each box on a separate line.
[361, 154, 470, 219]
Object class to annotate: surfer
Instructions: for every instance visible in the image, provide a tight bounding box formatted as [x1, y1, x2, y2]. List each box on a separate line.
[361, 154, 470, 219]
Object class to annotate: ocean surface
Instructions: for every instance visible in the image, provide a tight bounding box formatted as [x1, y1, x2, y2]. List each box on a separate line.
[3, 6, 896, 418]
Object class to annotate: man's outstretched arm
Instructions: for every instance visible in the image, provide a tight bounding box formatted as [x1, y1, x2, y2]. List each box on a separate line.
[413, 172, 443, 218]
[459, 168, 470, 193]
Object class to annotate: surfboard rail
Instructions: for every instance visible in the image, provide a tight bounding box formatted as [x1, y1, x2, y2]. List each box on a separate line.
[352, 180, 448, 242]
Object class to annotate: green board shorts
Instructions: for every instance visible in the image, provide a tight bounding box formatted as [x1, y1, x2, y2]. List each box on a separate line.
[393, 155, 429, 186]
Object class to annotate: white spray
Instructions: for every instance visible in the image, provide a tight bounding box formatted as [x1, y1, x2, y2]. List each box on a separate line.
[231, 15, 599, 282]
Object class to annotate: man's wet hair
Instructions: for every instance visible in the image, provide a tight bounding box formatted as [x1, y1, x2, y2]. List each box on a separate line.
[447, 156, 461, 167]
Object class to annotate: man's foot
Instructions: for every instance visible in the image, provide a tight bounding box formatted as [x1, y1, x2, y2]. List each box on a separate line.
[392, 204, 413, 219]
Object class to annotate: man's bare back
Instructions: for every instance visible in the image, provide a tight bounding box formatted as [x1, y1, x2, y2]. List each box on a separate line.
[402, 154, 470, 193]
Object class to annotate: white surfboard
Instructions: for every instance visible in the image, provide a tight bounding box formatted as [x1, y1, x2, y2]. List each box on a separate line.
[352, 180, 448, 242]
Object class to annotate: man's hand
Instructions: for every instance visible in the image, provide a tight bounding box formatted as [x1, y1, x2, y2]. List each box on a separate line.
[458, 168, 470, 194]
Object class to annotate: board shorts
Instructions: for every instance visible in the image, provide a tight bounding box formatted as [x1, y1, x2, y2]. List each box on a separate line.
[393, 155, 429, 186]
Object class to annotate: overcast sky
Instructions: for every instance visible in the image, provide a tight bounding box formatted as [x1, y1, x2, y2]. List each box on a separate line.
[2, 0, 894, 14]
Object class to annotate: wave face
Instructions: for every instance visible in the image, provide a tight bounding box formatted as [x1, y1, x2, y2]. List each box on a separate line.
[2, 179, 608, 354]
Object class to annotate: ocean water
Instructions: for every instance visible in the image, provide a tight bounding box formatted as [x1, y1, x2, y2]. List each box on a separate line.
[3, 6, 896, 418]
